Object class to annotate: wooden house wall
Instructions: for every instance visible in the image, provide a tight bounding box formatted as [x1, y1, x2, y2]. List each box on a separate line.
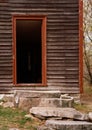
[0, 0, 80, 93]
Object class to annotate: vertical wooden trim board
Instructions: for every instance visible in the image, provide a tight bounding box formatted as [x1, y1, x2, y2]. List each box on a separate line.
[79, 0, 83, 93]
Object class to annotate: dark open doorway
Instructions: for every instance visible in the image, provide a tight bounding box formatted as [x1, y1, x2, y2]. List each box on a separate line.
[16, 19, 42, 83]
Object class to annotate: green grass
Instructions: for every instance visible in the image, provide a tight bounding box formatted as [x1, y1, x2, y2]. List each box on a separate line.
[0, 106, 40, 130]
[74, 103, 92, 113]
[84, 85, 92, 95]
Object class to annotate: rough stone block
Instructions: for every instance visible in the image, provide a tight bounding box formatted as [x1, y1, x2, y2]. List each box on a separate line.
[30, 107, 87, 121]
[60, 94, 74, 107]
[3, 102, 14, 108]
[1, 94, 14, 102]
[17, 97, 40, 111]
[88, 112, 92, 121]
[15, 90, 61, 98]
[45, 120, 92, 130]
[39, 98, 62, 107]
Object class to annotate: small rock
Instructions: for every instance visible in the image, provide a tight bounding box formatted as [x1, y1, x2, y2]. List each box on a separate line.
[0, 94, 5, 100]
[0, 102, 3, 106]
[25, 114, 33, 118]
[88, 112, 92, 121]
[60, 94, 74, 107]
[3, 94, 14, 102]
[25, 114, 41, 121]
[37, 126, 54, 130]
[25, 114, 36, 119]
[9, 128, 19, 130]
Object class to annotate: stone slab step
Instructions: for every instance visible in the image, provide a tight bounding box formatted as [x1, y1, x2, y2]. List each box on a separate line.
[44, 120, 92, 130]
[15, 90, 61, 98]
[39, 98, 73, 107]
[16, 96, 73, 111]
[39, 98, 62, 107]
[30, 107, 87, 121]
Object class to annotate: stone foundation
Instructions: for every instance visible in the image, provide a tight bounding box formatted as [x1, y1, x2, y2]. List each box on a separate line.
[0, 91, 80, 111]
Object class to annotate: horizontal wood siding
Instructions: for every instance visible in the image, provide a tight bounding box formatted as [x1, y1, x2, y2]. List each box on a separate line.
[0, 2, 13, 93]
[0, 0, 79, 93]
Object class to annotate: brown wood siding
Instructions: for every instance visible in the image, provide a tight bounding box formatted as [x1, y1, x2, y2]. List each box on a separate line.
[0, 2, 13, 93]
[0, 0, 81, 93]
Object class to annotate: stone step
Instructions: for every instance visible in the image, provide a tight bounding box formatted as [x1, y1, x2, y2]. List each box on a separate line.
[14, 91, 77, 111]
[39, 98, 62, 107]
[17, 96, 73, 111]
[30, 107, 88, 121]
[38, 120, 92, 130]
[39, 97, 73, 107]
[15, 90, 61, 98]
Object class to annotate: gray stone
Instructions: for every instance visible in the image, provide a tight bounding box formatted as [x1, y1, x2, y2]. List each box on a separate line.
[0, 94, 15, 108]
[18, 97, 32, 111]
[3, 94, 14, 102]
[30, 107, 87, 121]
[0, 102, 3, 106]
[62, 99, 74, 107]
[37, 126, 54, 130]
[0, 94, 5, 100]
[39, 97, 74, 108]
[39, 98, 62, 107]
[9, 128, 19, 130]
[18, 97, 40, 111]
[45, 120, 92, 130]
[13, 91, 80, 110]
[88, 112, 92, 121]
[25, 114, 34, 119]
[69, 94, 80, 104]
[60, 94, 74, 107]
[15, 90, 61, 98]
[25, 114, 41, 121]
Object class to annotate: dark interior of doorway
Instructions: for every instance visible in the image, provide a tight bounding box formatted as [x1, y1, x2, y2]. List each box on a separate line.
[16, 19, 42, 83]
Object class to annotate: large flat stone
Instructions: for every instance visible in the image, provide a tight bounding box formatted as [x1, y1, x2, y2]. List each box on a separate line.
[30, 107, 87, 121]
[45, 120, 92, 130]
[15, 91, 61, 98]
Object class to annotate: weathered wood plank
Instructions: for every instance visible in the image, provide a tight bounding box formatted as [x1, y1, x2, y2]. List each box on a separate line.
[9, 0, 78, 4]
[0, 0, 79, 92]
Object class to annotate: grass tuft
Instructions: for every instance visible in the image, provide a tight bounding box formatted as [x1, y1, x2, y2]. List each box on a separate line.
[0, 106, 39, 130]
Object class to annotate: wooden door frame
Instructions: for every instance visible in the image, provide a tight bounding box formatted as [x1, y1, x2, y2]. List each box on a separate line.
[12, 15, 47, 86]
[79, 0, 83, 93]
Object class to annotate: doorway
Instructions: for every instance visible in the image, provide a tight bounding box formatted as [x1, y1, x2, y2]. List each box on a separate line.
[13, 16, 46, 85]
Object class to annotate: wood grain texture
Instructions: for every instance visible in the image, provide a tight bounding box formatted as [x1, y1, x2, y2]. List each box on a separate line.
[0, 0, 81, 93]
